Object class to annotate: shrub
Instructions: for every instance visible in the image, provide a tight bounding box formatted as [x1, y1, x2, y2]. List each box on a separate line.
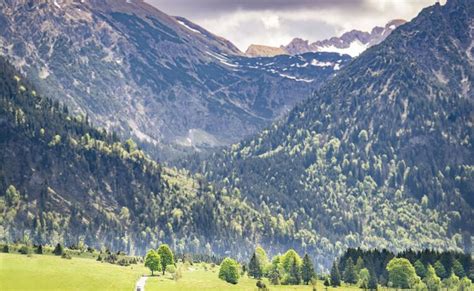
[61, 253, 72, 260]
[256, 280, 269, 291]
[218, 257, 240, 284]
[19, 245, 31, 255]
[2, 245, 9, 253]
[118, 259, 130, 266]
[53, 243, 64, 256]
[173, 266, 183, 281]
[166, 264, 176, 274]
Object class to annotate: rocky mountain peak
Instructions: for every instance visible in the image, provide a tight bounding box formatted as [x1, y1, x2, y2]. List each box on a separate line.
[246, 19, 407, 57]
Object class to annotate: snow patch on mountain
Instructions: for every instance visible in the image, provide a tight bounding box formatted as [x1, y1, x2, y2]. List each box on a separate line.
[177, 20, 202, 35]
[318, 40, 368, 57]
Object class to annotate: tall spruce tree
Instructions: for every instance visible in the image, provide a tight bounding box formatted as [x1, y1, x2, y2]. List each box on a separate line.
[434, 260, 447, 279]
[331, 262, 342, 287]
[248, 253, 262, 279]
[368, 269, 378, 290]
[414, 260, 427, 278]
[301, 254, 315, 284]
[344, 257, 357, 284]
[452, 259, 466, 278]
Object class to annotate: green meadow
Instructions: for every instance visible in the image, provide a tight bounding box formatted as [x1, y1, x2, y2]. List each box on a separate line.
[0, 252, 407, 291]
[0, 253, 146, 291]
[146, 263, 361, 291]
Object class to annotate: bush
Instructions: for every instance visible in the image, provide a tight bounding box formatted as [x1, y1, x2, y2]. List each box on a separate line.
[256, 280, 269, 291]
[36, 245, 43, 254]
[218, 257, 240, 284]
[2, 245, 9, 253]
[61, 253, 72, 260]
[117, 258, 130, 266]
[166, 264, 176, 274]
[19, 245, 31, 255]
[173, 266, 183, 281]
[53, 243, 64, 256]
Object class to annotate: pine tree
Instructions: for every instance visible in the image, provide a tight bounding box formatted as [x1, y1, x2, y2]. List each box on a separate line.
[248, 253, 262, 279]
[434, 260, 447, 279]
[331, 262, 341, 287]
[344, 257, 357, 284]
[414, 260, 427, 278]
[355, 256, 365, 275]
[53, 243, 64, 256]
[423, 264, 441, 290]
[368, 269, 378, 290]
[324, 276, 330, 287]
[301, 254, 316, 284]
[289, 257, 302, 285]
[452, 259, 466, 278]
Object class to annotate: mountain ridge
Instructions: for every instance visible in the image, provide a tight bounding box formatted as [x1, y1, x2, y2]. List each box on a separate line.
[245, 19, 407, 57]
[0, 0, 346, 160]
[187, 0, 473, 263]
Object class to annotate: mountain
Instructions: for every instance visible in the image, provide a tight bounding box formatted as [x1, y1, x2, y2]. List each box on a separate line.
[245, 44, 287, 57]
[188, 0, 473, 266]
[246, 19, 406, 57]
[285, 19, 407, 57]
[0, 55, 301, 260]
[0, 0, 347, 160]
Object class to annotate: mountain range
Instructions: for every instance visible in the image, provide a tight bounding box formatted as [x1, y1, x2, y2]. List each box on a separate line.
[188, 0, 473, 265]
[245, 19, 407, 57]
[0, 0, 349, 160]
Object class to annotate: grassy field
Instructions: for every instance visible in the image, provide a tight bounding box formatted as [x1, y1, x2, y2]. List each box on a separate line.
[0, 252, 147, 291]
[146, 263, 361, 291]
[1, 253, 394, 291]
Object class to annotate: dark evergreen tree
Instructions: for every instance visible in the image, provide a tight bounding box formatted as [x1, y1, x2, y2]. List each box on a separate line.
[53, 243, 64, 256]
[288, 258, 302, 285]
[414, 259, 427, 278]
[301, 254, 315, 284]
[330, 262, 341, 287]
[452, 259, 466, 278]
[344, 257, 357, 284]
[248, 253, 262, 279]
[434, 260, 447, 279]
[36, 245, 43, 254]
[324, 276, 330, 288]
[368, 269, 378, 290]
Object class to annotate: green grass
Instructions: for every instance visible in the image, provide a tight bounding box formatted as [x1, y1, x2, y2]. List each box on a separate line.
[0, 253, 394, 291]
[0, 252, 147, 291]
[146, 263, 362, 291]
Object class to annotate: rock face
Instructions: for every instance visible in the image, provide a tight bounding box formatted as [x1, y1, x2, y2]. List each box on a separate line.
[246, 19, 407, 57]
[245, 44, 287, 57]
[0, 0, 347, 159]
[285, 19, 407, 56]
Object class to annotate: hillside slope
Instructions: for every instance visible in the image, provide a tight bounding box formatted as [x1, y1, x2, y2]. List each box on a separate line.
[0, 0, 347, 159]
[190, 0, 473, 265]
[0, 56, 296, 259]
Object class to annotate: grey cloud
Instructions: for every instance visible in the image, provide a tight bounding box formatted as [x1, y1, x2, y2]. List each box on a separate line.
[147, 0, 366, 16]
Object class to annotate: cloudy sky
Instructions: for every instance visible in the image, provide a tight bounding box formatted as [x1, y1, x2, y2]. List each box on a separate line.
[146, 0, 446, 51]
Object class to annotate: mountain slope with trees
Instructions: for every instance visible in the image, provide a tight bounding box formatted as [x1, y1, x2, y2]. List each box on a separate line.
[0, 0, 348, 159]
[0, 56, 300, 259]
[188, 0, 473, 267]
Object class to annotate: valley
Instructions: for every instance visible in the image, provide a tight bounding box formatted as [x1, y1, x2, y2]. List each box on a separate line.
[0, 0, 473, 290]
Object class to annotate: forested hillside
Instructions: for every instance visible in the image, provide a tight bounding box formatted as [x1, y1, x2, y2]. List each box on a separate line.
[0, 56, 297, 259]
[186, 0, 474, 267]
